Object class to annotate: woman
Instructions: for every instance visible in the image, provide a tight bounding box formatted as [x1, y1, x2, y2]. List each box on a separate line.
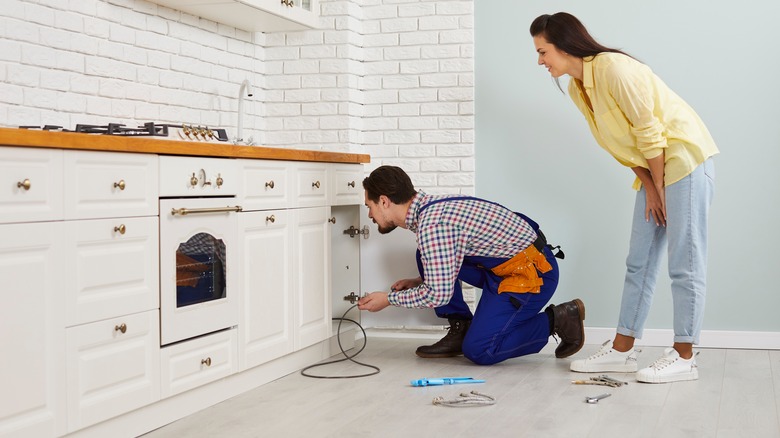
[530, 12, 718, 383]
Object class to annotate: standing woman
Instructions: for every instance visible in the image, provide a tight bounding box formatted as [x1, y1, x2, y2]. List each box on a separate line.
[530, 12, 718, 383]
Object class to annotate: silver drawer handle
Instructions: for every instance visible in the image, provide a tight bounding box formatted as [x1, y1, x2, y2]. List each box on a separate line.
[312, 181, 321, 189]
[201, 357, 212, 367]
[171, 206, 243, 215]
[265, 180, 275, 189]
[347, 181, 355, 188]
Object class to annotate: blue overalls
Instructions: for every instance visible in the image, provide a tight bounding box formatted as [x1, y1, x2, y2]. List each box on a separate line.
[415, 197, 559, 365]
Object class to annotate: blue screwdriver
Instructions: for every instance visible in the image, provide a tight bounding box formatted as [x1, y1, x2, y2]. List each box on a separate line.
[411, 377, 485, 387]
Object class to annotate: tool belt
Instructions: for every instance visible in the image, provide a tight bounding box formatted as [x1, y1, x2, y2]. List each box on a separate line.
[490, 231, 554, 294]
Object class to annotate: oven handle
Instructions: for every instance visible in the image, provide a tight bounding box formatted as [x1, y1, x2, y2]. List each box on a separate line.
[170, 206, 243, 216]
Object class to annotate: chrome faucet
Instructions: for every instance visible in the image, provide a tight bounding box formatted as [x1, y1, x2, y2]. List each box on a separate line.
[236, 79, 253, 145]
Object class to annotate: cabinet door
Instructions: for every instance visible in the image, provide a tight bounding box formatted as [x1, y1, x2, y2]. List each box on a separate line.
[64, 150, 158, 220]
[0, 222, 65, 438]
[293, 207, 331, 350]
[0, 147, 63, 224]
[66, 310, 160, 432]
[238, 210, 294, 370]
[64, 216, 159, 326]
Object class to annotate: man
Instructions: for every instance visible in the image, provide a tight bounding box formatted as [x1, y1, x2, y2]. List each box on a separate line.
[357, 165, 585, 365]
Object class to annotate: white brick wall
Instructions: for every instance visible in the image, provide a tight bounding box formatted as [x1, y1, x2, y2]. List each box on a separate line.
[0, 0, 475, 194]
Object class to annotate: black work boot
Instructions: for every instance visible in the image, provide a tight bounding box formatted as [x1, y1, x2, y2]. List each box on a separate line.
[415, 319, 471, 358]
[548, 299, 586, 359]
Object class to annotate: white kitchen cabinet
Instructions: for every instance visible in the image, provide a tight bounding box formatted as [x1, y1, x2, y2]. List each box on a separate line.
[0, 222, 66, 438]
[294, 206, 331, 350]
[65, 310, 160, 432]
[161, 328, 238, 398]
[62, 150, 162, 432]
[148, 0, 320, 32]
[238, 208, 294, 370]
[64, 216, 159, 327]
[0, 146, 62, 225]
[237, 206, 331, 367]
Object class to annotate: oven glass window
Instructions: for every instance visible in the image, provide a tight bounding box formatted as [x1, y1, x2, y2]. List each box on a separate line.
[175, 232, 226, 307]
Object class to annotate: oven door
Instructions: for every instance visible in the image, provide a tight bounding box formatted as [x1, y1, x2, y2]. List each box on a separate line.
[160, 197, 240, 345]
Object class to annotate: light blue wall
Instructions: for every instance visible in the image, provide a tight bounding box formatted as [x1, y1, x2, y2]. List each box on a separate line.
[475, 1, 780, 332]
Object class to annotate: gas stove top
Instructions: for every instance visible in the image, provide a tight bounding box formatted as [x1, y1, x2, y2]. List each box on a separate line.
[19, 122, 229, 142]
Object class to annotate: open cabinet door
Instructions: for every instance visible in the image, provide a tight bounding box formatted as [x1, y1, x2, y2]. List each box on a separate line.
[356, 208, 442, 329]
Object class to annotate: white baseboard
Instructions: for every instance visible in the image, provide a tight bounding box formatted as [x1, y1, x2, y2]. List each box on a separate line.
[367, 326, 780, 350]
[585, 327, 780, 350]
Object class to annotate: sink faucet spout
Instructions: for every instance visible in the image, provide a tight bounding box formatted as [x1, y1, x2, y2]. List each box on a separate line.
[237, 79, 253, 144]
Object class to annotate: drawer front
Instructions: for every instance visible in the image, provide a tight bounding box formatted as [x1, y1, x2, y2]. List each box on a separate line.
[0, 147, 63, 224]
[161, 329, 238, 398]
[66, 310, 160, 432]
[294, 162, 329, 208]
[159, 155, 238, 197]
[64, 216, 159, 327]
[64, 151, 158, 220]
[239, 159, 290, 211]
[330, 164, 364, 206]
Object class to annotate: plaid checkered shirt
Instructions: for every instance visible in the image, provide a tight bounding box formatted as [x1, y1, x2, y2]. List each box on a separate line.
[387, 191, 538, 309]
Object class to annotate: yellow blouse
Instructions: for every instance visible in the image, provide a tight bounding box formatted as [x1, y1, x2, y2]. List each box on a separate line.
[568, 52, 719, 189]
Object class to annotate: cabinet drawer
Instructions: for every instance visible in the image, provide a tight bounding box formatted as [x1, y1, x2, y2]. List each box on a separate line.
[330, 164, 364, 206]
[64, 151, 158, 219]
[66, 310, 160, 432]
[294, 162, 328, 208]
[161, 329, 238, 398]
[239, 159, 290, 211]
[159, 155, 238, 197]
[64, 216, 159, 327]
[0, 147, 63, 224]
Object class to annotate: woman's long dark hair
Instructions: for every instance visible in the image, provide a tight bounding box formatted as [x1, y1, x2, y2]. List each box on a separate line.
[530, 12, 634, 91]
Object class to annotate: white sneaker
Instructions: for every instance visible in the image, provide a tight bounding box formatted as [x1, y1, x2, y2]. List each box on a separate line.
[636, 348, 698, 383]
[570, 340, 639, 373]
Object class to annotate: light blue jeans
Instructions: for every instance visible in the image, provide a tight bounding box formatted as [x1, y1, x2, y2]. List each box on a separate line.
[617, 158, 715, 344]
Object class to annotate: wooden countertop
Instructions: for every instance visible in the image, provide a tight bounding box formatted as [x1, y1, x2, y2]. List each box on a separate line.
[0, 127, 370, 164]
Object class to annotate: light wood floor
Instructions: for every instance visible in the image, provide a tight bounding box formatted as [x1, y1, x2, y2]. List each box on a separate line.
[143, 337, 780, 438]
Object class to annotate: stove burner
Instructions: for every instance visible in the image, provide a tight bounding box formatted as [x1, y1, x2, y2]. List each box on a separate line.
[19, 125, 66, 131]
[19, 122, 229, 142]
[74, 122, 171, 136]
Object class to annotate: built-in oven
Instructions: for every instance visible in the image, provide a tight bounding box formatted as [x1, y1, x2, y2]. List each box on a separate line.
[159, 156, 241, 346]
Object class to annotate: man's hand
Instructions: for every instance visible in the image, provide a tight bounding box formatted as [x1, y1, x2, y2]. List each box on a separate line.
[391, 276, 423, 292]
[357, 292, 390, 312]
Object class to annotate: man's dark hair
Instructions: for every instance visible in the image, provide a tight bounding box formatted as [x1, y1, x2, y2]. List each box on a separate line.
[362, 165, 417, 204]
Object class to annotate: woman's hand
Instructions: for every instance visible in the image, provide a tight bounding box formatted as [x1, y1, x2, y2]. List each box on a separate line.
[390, 276, 423, 292]
[645, 184, 667, 227]
[634, 153, 667, 226]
